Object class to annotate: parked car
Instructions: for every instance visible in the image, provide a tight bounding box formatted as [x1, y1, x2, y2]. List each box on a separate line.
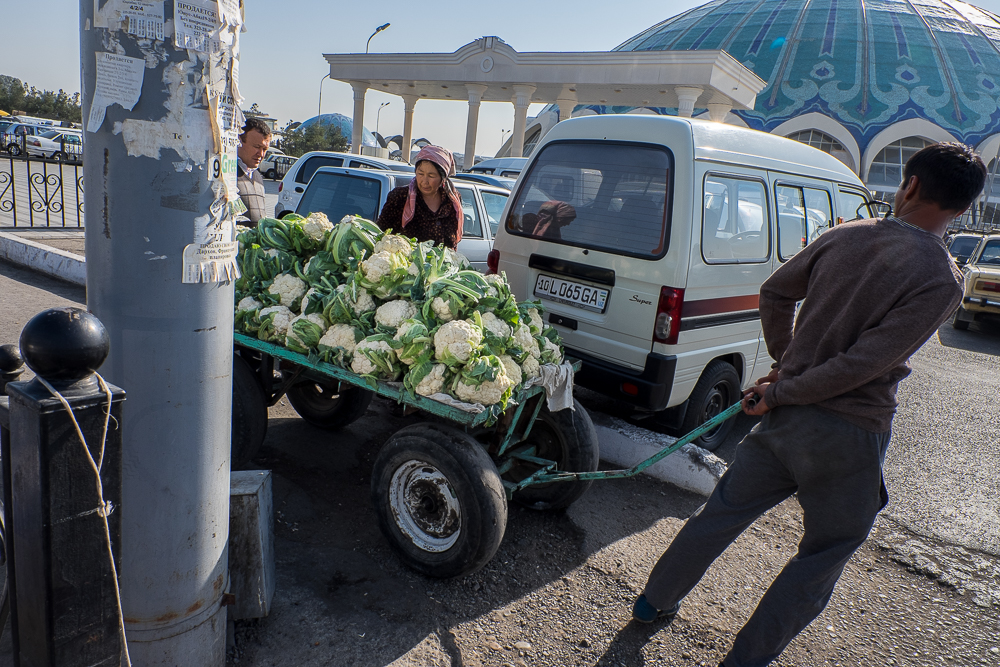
[468, 157, 529, 178]
[453, 172, 517, 190]
[947, 232, 983, 267]
[25, 129, 83, 162]
[952, 233, 1000, 330]
[260, 153, 297, 180]
[491, 114, 876, 449]
[275, 151, 414, 218]
[294, 166, 509, 271]
[1, 123, 58, 157]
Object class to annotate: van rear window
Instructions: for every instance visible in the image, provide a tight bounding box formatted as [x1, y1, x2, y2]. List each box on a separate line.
[295, 172, 381, 221]
[505, 142, 672, 259]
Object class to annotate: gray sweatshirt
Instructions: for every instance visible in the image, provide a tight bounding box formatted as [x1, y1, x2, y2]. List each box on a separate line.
[760, 217, 963, 432]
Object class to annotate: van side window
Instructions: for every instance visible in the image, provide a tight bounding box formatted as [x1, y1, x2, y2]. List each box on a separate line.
[702, 176, 769, 263]
[776, 185, 833, 260]
[838, 188, 873, 222]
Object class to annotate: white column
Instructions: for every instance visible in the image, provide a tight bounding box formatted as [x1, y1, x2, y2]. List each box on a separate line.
[400, 94, 418, 163]
[350, 81, 368, 155]
[510, 84, 536, 158]
[706, 102, 732, 123]
[463, 84, 488, 171]
[556, 94, 578, 125]
[675, 86, 704, 118]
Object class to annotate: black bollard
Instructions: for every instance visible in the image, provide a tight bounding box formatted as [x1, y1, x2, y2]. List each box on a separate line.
[0, 344, 24, 395]
[4, 308, 125, 667]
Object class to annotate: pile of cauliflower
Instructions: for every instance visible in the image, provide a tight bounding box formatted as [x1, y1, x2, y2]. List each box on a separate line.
[234, 212, 565, 413]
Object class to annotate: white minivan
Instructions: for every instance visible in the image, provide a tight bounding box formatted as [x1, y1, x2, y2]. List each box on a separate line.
[490, 115, 877, 449]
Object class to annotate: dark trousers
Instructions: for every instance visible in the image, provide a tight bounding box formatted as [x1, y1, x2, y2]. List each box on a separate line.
[643, 404, 891, 667]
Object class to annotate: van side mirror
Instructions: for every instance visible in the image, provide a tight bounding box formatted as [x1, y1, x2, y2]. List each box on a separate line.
[862, 200, 892, 218]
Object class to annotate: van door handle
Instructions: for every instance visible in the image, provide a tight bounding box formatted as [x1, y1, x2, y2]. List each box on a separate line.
[294, 186, 304, 193]
[549, 313, 578, 330]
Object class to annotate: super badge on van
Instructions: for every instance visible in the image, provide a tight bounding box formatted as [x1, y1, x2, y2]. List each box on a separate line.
[534, 274, 609, 312]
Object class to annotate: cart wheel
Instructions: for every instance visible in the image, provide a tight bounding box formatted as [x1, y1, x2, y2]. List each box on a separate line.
[952, 306, 971, 330]
[680, 359, 740, 451]
[283, 374, 374, 430]
[508, 398, 599, 510]
[232, 354, 268, 468]
[371, 423, 507, 578]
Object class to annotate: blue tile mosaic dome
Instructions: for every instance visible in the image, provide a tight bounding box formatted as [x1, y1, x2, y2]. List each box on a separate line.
[297, 113, 378, 147]
[598, 0, 1000, 159]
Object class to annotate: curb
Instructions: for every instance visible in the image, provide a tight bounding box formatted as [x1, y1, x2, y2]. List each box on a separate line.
[0, 232, 86, 286]
[590, 412, 727, 496]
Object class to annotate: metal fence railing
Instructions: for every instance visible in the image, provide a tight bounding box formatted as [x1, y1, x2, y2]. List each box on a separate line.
[0, 140, 84, 229]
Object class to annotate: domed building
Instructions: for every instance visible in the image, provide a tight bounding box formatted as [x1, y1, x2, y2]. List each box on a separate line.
[515, 0, 1000, 210]
[295, 113, 378, 148]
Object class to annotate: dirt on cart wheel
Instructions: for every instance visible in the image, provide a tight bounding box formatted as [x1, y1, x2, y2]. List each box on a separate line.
[232, 353, 268, 468]
[507, 398, 600, 510]
[283, 373, 374, 430]
[679, 359, 740, 451]
[371, 422, 507, 579]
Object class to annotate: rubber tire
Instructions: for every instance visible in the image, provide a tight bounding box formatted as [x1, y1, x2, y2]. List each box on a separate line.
[6, 144, 20, 157]
[232, 354, 268, 468]
[283, 374, 374, 429]
[371, 423, 507, 579]
[952, 306, 971, 330]
[265, 168, 277, 180]
[680, 359, 741, 451]
[508, 398, 600, 510]
[51, 152, 66, 162]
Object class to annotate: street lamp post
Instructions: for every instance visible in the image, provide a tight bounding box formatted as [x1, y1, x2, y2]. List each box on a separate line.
[376, 101, 390, 137]
[318, 73, 330, 119]
[366, 23, 390, 53]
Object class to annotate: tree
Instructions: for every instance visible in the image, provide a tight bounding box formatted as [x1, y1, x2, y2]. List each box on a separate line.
[0, 75, 81, 122]
[281, 120, 348, 157]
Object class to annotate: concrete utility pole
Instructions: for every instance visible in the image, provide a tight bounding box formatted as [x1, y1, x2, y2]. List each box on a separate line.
[80, 1, 243, 663]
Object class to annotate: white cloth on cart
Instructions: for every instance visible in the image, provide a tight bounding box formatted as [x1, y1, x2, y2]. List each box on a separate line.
[525, 362, 575, 412]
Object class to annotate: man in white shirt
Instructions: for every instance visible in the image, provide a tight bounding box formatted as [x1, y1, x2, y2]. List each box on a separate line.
[236, 117, 271, 226]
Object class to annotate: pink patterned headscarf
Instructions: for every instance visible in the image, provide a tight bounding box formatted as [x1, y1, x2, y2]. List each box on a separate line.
[402, 145, 466, 243]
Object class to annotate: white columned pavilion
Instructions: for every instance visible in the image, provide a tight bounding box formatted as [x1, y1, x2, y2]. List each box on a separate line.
[324, 37, 765, 164]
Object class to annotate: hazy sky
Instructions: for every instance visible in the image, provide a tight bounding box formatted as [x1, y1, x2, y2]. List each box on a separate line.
[6, 0, 1000, 157]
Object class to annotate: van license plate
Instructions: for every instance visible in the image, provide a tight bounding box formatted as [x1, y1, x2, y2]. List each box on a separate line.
[534, 275, 609, 313]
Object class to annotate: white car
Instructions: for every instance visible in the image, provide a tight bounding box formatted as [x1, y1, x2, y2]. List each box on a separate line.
[468, 157, 529, 178]
[25, 129, 83, 162]
[259, 153, 297, 180]
[295, 166, 509, 271]
[275, 151, 414, 218]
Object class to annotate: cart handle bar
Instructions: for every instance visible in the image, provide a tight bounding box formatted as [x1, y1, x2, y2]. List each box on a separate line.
[513, 401, 745, 489]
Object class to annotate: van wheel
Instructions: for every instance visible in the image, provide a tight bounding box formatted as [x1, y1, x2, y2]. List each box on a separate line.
[265, 169, 277, 180]
[681, 360, 740, 451]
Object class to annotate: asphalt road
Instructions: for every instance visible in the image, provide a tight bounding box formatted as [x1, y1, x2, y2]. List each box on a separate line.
[0, 260, 997, 665]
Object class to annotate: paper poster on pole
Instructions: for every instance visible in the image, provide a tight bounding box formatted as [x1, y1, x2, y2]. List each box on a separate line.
[174, 0, 222, 52]
[119, 1, 165, 40]
[218, 0, 242, 28]
[87, 52, 146, 133]
[182, 210, 240, 283]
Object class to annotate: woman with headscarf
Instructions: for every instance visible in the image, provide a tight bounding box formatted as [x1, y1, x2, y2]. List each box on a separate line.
[376, 145, 465, 249]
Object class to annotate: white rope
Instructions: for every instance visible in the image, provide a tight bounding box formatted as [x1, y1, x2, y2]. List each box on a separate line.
[36, 373, 131, 667]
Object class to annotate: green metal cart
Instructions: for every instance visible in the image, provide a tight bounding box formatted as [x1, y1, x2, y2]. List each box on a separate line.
[233, 332, 741, 578]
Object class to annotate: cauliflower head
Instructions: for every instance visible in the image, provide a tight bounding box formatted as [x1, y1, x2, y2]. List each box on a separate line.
[513, 324, 540, 359]
[237, 296, 263, 312]
[259, 305, 294, 339]
[538, 335, 563, 364]
[394, 319, 433, 365]
[429, 296, 456, 323]
[335, 284, 376, 316]
[285, 313, 326, 352]
[318, 323, 362, 365]
[374, 234, 412, 255]
[375, 299, 417, 331]
[268, 273, 307, 310]
[350, 338, 400, 380]
[360, 251, 397, 283]
[434, 319, 483, 366]
[302, 212, 333, 240]
[526, 307, 543, 334]
[499, 355, 523, 387]
[454, 366, 514, 406]
[483, 273, 504, 298]
[520, 354, 541, 380]
[480, 311, 512, 340]
[414, 363, 448, 397]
